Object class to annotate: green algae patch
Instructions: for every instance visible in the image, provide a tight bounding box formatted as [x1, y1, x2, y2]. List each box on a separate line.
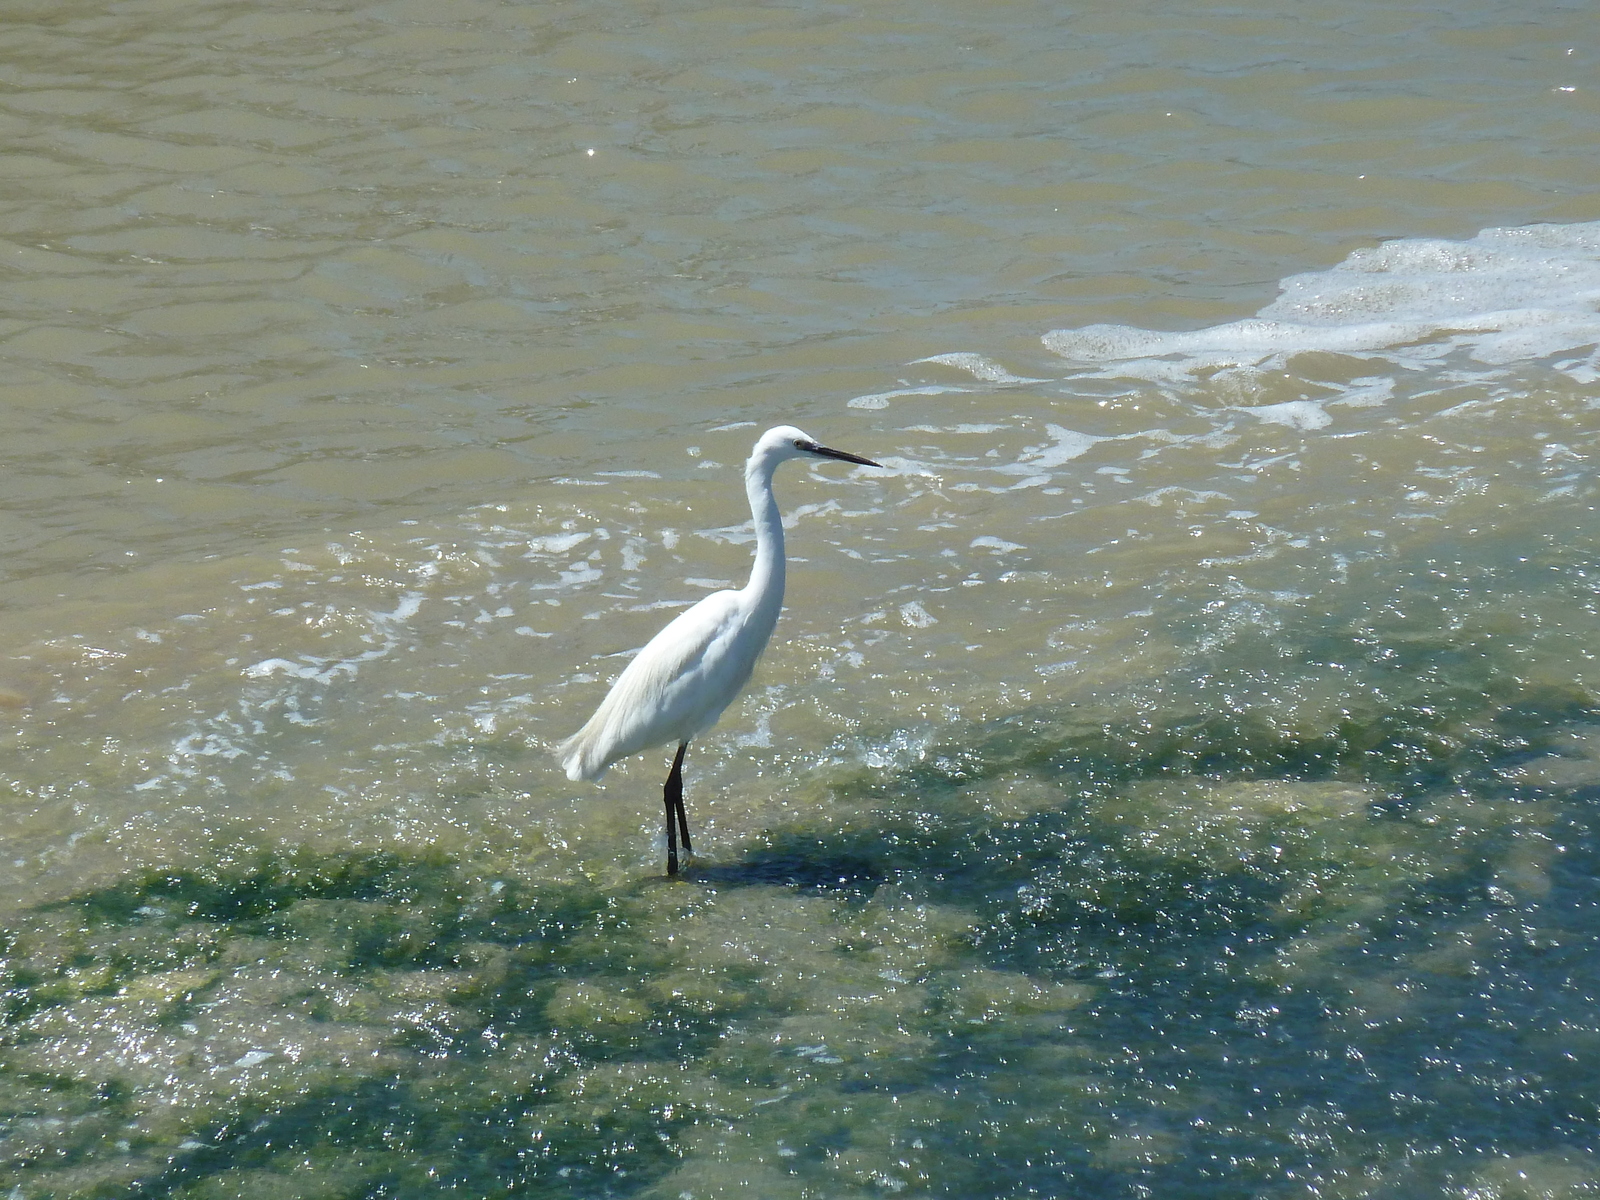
[2, 634, 1600, 1200]
[545, 981, 653, 1032]
[937, 967, 1093, 1027]
[0, 839, 1091, 1198]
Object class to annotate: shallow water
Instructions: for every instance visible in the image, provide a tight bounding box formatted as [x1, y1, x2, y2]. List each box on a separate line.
[2, 0, 1599, 1196]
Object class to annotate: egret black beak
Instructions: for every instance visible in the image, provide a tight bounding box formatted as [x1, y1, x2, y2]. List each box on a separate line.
[798, 440, 881, 468]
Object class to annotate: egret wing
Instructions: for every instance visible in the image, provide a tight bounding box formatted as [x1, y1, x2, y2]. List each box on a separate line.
[558, 590, 752, 780]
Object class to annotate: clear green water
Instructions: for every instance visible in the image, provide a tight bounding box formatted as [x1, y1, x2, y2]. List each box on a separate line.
[2, 0, 1600, 1196]
[5, 496, 1600, 1197]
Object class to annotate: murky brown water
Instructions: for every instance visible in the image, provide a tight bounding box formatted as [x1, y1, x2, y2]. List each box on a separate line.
[1, 1, 1598, 1196]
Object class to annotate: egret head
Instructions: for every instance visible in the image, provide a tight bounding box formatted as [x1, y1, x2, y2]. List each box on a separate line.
[751, 424, 881, 472]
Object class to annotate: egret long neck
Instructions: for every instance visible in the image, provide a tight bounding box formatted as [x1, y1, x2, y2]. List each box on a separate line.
[744, 459, 786, 612]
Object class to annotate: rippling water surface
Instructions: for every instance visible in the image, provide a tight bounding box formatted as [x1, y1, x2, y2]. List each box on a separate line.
[2, 1, 1599, 1196]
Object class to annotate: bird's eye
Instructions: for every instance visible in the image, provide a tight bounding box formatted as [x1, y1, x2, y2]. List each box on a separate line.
[793, 439, 806, 449]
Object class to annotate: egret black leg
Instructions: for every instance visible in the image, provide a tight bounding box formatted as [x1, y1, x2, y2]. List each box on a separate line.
[673, 741, 693, 855]
[663, 741, 689, 875]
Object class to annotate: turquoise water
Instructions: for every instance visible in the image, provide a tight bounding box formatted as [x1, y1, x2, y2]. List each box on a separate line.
[2, 0, 1599, 1196]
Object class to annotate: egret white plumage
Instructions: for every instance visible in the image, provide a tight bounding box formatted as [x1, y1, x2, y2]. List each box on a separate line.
[558, 425, 881, 874]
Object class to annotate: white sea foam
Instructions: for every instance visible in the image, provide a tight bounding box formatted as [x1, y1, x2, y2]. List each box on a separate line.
[971, 536, 1025, 553]
[911, 352, 1048, 384]
[525, 532, 592, 556]
[1244, 400, 1331, 430]
[999, 425, 1105, 474]
[373, 591, 425, 624]
[848, 384, 969, 410]
[1043, 221, 1600, 385]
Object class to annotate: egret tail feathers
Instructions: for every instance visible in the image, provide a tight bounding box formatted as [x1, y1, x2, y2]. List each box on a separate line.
[557, 724, 608, 782]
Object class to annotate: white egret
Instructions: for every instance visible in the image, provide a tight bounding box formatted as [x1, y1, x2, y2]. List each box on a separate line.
[558, 425, 881, 874]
